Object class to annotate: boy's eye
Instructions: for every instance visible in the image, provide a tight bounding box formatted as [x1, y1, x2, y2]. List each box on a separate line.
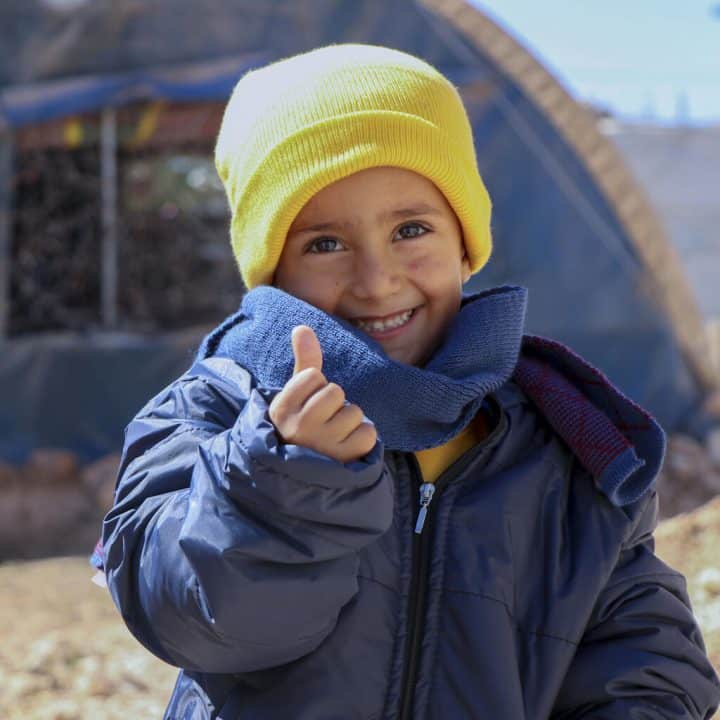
[306, 236, 344, 254]
[395, 222, 429, 240]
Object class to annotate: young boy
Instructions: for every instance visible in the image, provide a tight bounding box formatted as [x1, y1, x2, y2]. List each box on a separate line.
[98, 44, 720, 719]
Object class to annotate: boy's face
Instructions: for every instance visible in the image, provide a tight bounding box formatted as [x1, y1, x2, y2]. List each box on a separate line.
[274, 167, 471, 366]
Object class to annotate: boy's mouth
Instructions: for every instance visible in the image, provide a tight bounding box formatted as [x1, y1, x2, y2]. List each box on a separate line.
[349, 306, 420, 334]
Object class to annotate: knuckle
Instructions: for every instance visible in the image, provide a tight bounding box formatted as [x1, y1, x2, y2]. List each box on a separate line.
[269, 401, 288, 426]
[344, 422, 376, 456]
[304, 368, 326, 386]
[270, 402, 302, 440]
[281, 419, 301, 442]
[346, 404, 364, 425]
[295, 406, 317, 431]
[359, 422, 377, 446]
[291, 368, 325, 395]
[325, 383, 345, 403]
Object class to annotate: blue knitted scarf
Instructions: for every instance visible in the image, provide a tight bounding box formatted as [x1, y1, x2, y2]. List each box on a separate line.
[195, 284, 665, 508]
[198, 285, 527, 451]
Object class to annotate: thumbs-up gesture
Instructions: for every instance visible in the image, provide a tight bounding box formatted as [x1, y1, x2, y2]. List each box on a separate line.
[268, 326, 378, 464]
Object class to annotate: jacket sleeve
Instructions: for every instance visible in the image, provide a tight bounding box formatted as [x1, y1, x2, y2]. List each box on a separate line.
[101, 357, 393, 674]
[552, 490, 720, 719]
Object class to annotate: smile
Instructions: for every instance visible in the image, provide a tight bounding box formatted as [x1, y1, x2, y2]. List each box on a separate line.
[351, 307, 418, 333]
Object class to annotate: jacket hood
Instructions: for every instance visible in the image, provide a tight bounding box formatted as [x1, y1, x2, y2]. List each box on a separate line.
[513, 335, 665, 507]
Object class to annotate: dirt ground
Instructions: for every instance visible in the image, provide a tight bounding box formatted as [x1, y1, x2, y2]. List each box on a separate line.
[655, 496, 720, 674]
[0, 559, 177, 719]
[1, 498, 719, 719]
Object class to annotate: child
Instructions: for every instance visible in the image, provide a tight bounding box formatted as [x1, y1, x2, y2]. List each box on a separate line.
[98, 44, 720, 719]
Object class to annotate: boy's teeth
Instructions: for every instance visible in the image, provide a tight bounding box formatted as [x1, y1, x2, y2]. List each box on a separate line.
[354, 309, 413, 332]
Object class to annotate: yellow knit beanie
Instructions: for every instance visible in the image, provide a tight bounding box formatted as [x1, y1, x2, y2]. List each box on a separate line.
[215, 43, 492, 289]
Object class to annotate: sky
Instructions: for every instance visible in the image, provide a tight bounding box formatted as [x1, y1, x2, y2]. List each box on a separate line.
[471, 1, 720, 124]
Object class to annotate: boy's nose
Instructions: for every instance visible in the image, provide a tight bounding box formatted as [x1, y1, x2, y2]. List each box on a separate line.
[351, 249, 402, 301]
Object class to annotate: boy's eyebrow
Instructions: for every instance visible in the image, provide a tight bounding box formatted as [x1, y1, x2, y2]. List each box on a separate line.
[289, 203, 444, 235]
[381, 203, 444, 222]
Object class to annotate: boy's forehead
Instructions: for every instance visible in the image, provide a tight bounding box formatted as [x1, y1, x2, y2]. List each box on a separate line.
[290, 202, 446, 235]
[288, 167, 456, 234]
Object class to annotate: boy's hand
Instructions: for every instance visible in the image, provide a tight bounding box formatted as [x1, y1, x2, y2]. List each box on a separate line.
[268, 325, 377, 463]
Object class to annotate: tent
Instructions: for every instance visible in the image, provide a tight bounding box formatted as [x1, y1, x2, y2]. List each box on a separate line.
[0, 0, 716, 463]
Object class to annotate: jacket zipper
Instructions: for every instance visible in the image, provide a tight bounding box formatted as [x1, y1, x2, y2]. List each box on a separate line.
[396, 402, 507, 720]
[397, 450, 479, 720]
[414, 482, 435, 534]
[398, 453, 440, 720]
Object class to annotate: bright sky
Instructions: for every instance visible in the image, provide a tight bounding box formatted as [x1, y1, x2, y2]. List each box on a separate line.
[471, 1, 720, 124]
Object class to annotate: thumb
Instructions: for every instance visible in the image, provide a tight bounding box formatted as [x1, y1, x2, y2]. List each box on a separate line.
[292, 325, 323, 376]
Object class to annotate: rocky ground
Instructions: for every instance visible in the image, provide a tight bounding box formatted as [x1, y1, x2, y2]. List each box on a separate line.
[1, 434, 719, 718]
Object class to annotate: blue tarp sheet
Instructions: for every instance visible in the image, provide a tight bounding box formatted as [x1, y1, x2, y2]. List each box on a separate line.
[0, 54, 265, 129]
[0, 331, 201, 464]
[1, 1, 713, 463]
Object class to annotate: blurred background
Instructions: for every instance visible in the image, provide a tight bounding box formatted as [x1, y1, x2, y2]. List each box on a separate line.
[1, 1, 719, 717]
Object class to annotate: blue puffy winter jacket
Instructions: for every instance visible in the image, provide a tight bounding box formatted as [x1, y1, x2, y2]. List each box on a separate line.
[102, 356, 720, 719]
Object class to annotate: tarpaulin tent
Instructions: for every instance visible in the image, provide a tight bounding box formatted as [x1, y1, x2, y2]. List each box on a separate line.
[0, 0, 716, 463]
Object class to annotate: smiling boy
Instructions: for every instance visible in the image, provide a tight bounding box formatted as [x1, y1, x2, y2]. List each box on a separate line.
[275, 166, 470, 368]
[99, 44, 720, 719]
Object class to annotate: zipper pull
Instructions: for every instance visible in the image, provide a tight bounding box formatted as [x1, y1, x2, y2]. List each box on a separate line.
[414, 482, 436, 534]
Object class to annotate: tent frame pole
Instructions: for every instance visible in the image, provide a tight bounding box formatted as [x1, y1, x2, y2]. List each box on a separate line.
[100, 107, 118, 329]
[0, 131, 13, 342]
